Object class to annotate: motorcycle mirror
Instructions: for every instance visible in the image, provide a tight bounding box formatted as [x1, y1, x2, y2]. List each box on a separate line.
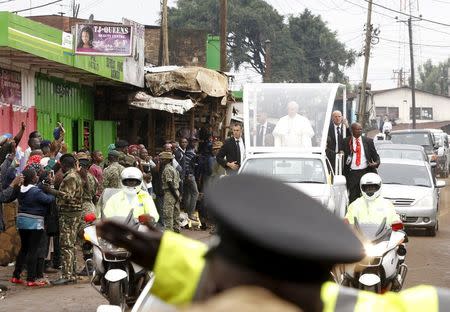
[391, 222, 404, 231]
[138, 214, 154, 224]
[84, 213, 96, 223]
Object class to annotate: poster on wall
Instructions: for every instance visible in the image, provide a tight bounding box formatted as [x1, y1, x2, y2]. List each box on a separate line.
[0, 68, 21, 107]
[75, 24, 133, 56]
[122, 18, 145, 88]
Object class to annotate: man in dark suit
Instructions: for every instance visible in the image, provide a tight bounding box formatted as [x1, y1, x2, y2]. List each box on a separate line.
[255, 112, 275, 147]
[343, 122, 380, 204]
[217, 123, 245, 175]
[326, 110, 351, 172]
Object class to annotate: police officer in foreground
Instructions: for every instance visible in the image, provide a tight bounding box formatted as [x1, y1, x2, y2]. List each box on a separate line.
[97, 174, 450, 311]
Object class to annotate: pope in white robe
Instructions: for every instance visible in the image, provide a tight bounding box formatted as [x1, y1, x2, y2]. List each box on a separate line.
[272, 101, 315, 148]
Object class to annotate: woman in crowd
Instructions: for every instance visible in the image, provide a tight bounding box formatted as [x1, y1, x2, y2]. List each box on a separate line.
[10, 168, 55, 287]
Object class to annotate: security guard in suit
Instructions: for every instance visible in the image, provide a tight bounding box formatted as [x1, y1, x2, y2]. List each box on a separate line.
[97, 174, 450, 312]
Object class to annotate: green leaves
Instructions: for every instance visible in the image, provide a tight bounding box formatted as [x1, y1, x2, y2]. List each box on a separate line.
[169, 0, 355, 83]
[415, 58, 450, 96]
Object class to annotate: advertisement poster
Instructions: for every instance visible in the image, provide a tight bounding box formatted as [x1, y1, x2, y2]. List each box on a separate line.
[0, 68, 21, 107]
[75, 24, 133, 56]
[122, 18, 145, 88]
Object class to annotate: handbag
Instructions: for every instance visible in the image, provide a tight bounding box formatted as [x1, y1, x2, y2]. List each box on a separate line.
[45, 200, 59, 236]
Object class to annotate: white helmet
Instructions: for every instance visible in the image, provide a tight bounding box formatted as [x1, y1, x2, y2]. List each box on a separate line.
[360, 173, 382, 201]
[121, 167, 143, 195]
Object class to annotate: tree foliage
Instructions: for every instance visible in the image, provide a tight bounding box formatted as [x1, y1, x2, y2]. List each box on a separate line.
[168, 0, 356, 83]
[415, 58, 450, 96]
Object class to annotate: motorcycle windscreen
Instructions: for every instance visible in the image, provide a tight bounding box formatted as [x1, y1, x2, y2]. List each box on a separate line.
[243, 83, 342, 154]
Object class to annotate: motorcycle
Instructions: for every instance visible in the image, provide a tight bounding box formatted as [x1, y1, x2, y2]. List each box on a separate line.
[334, 217, 408, 293]
[83, 211, 151, 311]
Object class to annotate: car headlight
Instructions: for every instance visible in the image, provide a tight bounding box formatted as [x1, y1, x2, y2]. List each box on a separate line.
[415, 195, 433, 207]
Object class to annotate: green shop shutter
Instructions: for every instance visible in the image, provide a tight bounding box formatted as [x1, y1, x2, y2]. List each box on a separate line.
[94, 120, 117, 156]
[36, 111, 53, 141]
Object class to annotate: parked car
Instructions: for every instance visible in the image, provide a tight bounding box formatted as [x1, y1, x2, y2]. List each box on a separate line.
[239, 153, 348, 218]
[389, 129, 444, 176]
[378, 158, 446, 236]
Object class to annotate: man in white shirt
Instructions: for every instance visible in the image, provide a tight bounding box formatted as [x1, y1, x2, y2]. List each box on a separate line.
[272, 101, 314, 148]
[326, 110, 351, 171]
[343, 123, 380, 203]
[216, 124, 245, 175]
[254, 112, 275, 147]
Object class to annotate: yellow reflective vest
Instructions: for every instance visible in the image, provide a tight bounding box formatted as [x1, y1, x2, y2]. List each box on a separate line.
[102, 190, 159, 222]
[152, 232, 450, 311]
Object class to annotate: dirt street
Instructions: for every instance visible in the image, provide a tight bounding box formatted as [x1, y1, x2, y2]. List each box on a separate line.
[0, 229, 211, 311]
[1, 181, 450, 311]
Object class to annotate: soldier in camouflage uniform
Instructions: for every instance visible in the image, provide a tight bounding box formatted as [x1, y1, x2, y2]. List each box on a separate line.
[160, 151, 181, 232]
[76, 153, 98, 275]
[51, 154, 83, 286]
[115, 139, 130, 168]
[102, 150, 124, 189]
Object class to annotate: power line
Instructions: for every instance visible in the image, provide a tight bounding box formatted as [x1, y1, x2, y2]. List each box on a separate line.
[379, 36, 450, 48]
[362, 0, 450, 27]
[343, 0, 397, 19]
[13, 0, 62, 13]
[0, 0, 15, 4]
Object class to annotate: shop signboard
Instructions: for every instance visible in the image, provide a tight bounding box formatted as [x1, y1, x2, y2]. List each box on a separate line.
[0, 68, 21, 107]
[75, 24, 133, 56]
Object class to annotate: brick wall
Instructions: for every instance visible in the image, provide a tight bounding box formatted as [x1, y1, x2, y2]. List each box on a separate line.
[144, 27, 161, 65]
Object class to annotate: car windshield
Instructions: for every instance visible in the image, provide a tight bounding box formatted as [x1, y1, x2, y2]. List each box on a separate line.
[390, 133, 432, 147]
[241, 158, 326, 183]
[378, 163, 432, 187]
[378, 149, 426, 161]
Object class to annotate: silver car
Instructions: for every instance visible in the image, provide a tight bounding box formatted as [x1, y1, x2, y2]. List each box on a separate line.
[378, 158, 446, 236]
[239, 153, 348, 218]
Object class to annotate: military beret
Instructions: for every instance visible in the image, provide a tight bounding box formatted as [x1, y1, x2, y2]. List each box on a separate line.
[212, 141, 223, 150]
[116, 139, 129, 148]
[159, 151, 174, 160]
[123, 155, 136, 167]
[205, 174, 364, 282]
[76, 152, 90, 160]
[108, 150, 121, 157]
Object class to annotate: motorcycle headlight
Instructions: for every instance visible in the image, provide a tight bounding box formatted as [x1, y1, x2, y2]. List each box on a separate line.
[99, 238, 126, 254]
[415, 195, 433, 207]
[364, 243, 385, 257]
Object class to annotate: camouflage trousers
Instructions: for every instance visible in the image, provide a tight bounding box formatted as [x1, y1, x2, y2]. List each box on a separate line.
[162, 191, 180, 232]
[77, 202, 96, 260]
[59, 212, 83, 280]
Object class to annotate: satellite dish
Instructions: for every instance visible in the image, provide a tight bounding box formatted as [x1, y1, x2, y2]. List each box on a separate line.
[88, 14, 94, 24]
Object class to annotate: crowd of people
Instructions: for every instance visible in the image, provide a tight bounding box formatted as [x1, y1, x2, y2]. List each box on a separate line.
[0, 122, 227, 288]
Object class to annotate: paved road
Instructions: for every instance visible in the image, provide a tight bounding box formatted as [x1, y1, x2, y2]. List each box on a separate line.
[1, 183, 450, 310]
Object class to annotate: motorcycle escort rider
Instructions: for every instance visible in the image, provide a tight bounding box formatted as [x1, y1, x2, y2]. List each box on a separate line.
[345, 172, 401, 226]
[102, 167, 159, 222]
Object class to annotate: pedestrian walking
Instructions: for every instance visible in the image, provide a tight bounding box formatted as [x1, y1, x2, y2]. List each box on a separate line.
[102, 150, 124, 189]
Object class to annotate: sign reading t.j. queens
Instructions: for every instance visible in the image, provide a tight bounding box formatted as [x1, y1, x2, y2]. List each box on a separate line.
[75, 24, 133, 56]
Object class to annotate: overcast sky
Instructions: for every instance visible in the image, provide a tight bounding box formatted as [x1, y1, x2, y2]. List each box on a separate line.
[2, 0, 449, 90]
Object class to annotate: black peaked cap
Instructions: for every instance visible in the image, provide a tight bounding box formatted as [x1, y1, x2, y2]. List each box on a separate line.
[205, 174, 364, 280]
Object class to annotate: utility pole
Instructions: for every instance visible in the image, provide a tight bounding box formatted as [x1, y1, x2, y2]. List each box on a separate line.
[264, 39, 271, 82]
[358, 0, 373, 129]
[408, 17, 416, 129]
[161, 0, 170, 66]
[220, 0, 227, 72]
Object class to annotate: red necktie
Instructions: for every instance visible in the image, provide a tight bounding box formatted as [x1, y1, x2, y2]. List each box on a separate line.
[355, 138, 361, 166]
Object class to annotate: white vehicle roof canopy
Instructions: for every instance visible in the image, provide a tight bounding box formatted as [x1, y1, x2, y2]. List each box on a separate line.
[243, 83, 346, 154]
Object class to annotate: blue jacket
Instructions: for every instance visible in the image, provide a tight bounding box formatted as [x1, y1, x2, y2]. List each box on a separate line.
[18, 185, 54, 217]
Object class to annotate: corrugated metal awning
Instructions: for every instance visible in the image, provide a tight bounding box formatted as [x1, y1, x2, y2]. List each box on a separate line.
[129, 91, 194, 114]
